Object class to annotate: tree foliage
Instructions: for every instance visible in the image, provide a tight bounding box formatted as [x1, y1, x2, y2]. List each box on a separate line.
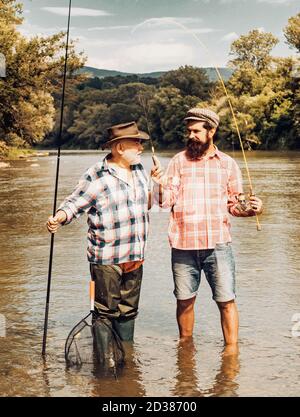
[160, 65, 212, 99]
[0, 3, 299, 153]
[0, 0, 85, 148]
[284, 13, 300, 52]
[222, 25, 299, 150]
[229, 29, 279, 72]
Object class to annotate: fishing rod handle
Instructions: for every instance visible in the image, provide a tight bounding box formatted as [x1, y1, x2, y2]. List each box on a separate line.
[249, 189, 262, 231]
[90, 280, 95, 312]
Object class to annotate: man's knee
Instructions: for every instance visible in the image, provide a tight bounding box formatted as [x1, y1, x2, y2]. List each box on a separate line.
[217, 299, 235, 312]
[177, 296, 196, 312]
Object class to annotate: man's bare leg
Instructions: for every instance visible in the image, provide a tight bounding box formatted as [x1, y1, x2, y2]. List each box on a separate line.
[177, 296, 196, 339]
[217, 300, 239, 345]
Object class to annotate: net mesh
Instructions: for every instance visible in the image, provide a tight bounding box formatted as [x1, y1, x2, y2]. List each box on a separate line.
[65, 313, 125, 371]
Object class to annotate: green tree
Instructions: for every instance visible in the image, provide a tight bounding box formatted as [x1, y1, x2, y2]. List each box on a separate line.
[216, 28, 300, 150]
[284, 12, 300, 52]
[67, 103, 110, 149]
[160, 65, 212, 99]
[218, 55, 297, 150]
[229, 29, 278, 72]
[0, 0, 85, 148]
[149, 86, 200, 148]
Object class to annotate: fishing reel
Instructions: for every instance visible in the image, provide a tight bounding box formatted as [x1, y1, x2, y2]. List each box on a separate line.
[235, 192, 253, 213]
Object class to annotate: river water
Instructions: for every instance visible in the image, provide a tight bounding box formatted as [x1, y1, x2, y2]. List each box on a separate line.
[0, 150, 299, 397]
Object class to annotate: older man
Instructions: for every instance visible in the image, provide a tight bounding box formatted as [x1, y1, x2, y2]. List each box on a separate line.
[47, 121, 154, 341]
[152, 108, 263, 345]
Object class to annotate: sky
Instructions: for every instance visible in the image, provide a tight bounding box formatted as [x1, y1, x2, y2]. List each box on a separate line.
[19, 0, 299, 73]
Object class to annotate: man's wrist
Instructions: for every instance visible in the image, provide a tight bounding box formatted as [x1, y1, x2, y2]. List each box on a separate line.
[56, 209, 67, 224]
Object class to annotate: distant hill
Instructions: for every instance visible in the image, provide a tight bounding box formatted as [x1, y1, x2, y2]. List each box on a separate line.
[204, 67, 233, 82]
[79, 66, 233, 82]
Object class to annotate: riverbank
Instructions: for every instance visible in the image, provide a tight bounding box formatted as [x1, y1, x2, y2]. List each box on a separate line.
[0, 145, 49, 161]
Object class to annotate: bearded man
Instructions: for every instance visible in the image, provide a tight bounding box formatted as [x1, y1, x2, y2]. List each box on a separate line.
[151, 108, 263, 345]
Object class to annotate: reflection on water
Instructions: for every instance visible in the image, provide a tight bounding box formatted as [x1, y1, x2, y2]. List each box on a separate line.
[0, 151, 300, 396]
[172, 339, 240, 397]
[49, 342, 146, 397]
[208, 344, 240, 397]
[172, 338, 202, 397]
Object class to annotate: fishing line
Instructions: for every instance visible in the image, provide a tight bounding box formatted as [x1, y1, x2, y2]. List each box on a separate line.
[137, 93, 156, 159]
[42, 0, 72, 357]
[132, 18, 261, 230]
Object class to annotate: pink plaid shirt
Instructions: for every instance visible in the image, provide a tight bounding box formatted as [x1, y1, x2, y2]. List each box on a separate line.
[159, 147, 244, 250]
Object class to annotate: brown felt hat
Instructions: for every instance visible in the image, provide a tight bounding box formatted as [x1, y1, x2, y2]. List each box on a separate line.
[103, 121, 149, 149]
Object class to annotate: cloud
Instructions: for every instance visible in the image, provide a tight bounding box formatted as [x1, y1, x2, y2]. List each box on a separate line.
[215, 0, 295, 3]
[191, 28, 220, 34]
[220, 32, 239, 42]
[80, 38, 131, 48]
[219, 0, 246, 3]
[87, 42, 198, 73]
[218, 0, 293, 3]
[88, 25, 133, 32]
[131, 17, 220, 40]
[41, 7, 113, 17]
[19, 21, 70, 37]
[257, 0, 295, 3]
[132, 17, 202, 33]
[87, 21, 216, 35]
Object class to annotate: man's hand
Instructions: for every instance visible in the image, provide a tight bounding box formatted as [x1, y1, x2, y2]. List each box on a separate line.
[151, 155, 166, 185]
[249, 195, 263, 215]
[46, 210, 67, 233]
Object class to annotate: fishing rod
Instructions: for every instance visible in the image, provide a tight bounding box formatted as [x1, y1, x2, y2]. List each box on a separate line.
[137, 93, 157, 165]
[133, 19, 261, 231]
[42, 0, 72, 357]
[138, 93, 163, 205]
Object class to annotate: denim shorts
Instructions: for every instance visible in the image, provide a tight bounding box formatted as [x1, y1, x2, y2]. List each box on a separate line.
[171, 243, 236, 302]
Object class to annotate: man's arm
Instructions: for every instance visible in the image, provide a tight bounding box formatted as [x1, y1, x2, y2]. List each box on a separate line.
[46, 171, 98, 233]
[151, 157, 180, 208]
[227, 160, 263, 217]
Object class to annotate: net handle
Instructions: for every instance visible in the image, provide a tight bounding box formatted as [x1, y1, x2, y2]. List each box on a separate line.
[90, 280, 95, 312]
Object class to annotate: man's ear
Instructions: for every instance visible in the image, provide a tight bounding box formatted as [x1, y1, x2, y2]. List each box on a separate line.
[209, 128, 216, 139]
[115, 141, 123, 154]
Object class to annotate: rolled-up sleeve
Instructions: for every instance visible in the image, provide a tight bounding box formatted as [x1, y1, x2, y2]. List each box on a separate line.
[58, 172, 98, 225]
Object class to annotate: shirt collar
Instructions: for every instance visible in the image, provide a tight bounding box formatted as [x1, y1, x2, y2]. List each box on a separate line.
[205, 145, 221, 160]
[100, 154, 142, 173]
[100, 154, 112, 172]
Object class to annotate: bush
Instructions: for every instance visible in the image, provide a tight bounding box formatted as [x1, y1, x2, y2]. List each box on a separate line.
[0, 141, 9, 159]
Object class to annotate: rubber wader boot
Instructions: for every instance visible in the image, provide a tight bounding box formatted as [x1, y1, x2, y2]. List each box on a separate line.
[92, 317, 115, 368]
[113, 318, 135, 342]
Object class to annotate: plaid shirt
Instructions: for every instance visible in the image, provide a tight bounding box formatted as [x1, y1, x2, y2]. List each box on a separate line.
[58, 156, 149, 265]
[159, 147, 244, 250]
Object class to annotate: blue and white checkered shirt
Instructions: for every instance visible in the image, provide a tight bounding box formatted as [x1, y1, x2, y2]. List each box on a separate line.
[58, 156, 150, 265]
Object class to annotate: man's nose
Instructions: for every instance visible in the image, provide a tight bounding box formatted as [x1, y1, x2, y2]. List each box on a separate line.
[139, 143, 144, 151]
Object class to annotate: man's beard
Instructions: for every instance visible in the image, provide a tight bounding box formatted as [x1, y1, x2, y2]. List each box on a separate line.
[185, 136, 211, 160]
